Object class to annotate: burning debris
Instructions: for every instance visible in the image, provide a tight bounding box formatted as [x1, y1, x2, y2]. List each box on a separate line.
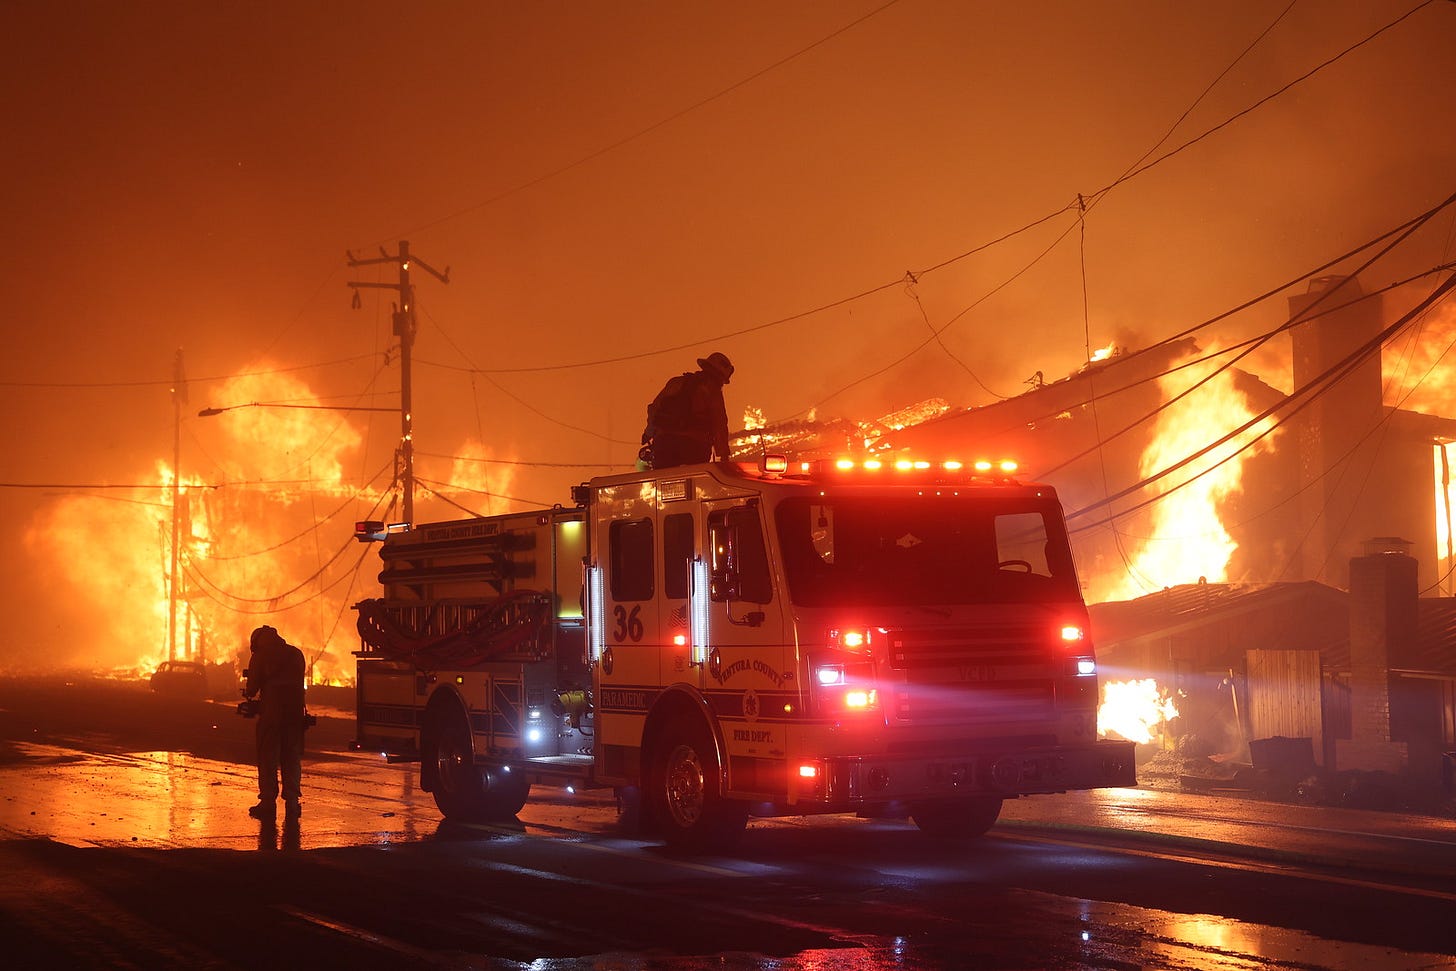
[1097, 678, 1180, 746]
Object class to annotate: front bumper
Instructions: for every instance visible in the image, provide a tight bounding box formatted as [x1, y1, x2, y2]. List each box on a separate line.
[797, 738, 1137, 807]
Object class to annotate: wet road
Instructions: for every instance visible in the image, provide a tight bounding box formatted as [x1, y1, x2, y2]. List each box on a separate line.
[2, 677, 1454, 969]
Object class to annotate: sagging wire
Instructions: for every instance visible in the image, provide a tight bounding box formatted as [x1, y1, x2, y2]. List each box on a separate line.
[903, 271, 1008, 399]
[183, 483, 394, 610]
[1272, 293, 1456, 584]
[204, 459, 393, 561]
[418, 2, 1436, 387]
[1075, 192, 1159, 595]
[414, 449, 623, 470]
[1037, 191, 1456, 482]
[415, 474, 557, 511]
[1065, 271, 1456, 534]
[0, 353, 380, 390]
[182, 546, 373, 617]
[369, 0, 905, 246]
[419, 305, 638, 445]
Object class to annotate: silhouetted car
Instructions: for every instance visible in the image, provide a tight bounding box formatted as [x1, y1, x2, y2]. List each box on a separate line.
[150, 661, 210, 698]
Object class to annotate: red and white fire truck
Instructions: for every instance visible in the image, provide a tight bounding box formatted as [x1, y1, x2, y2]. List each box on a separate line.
[353, 455, 1136, 849]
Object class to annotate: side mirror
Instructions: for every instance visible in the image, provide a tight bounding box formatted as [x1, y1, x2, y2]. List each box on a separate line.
[711, 564, 741, 601]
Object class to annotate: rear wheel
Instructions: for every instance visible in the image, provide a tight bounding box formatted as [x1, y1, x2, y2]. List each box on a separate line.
[424, 705, 530, 821]
[911, 796, 1003, 839]
[649, 718, 747, 852]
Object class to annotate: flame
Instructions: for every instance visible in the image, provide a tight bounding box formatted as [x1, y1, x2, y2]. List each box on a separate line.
[1098, 678, 1179, 744]
[1091, 344, 1280, 601]
[1438, 444, 1454, 597]
[1384, 296, 1456, 596]
[1383, 296, 1456, 415]
[24, 364, 377, 684]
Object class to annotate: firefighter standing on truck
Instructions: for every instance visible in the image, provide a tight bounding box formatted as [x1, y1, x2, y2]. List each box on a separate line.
[639, 351, 734, 469]
[244, 625, 306, 822]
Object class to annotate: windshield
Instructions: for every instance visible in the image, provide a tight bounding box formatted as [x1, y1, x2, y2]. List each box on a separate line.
[775, 494, 1082, 607]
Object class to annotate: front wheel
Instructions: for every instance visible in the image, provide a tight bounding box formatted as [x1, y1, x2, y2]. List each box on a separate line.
[649, 719, 747, 852]
[911, 796, 1003, 839]
[424, 705, 530, 821]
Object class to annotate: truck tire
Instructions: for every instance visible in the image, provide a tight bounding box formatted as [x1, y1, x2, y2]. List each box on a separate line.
[911, 796, 1003, 839]
[649, 718, 747, 852]
[424, 705, 530, 821]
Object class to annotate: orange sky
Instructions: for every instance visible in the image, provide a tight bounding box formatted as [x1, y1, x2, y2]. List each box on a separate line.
[3, 1, 1455, 671]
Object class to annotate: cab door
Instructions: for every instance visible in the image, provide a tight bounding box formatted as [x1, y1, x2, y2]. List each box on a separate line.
[591, 484, 662, 765]
[701, 497, 791, 777]
[659, 506, 698, 689]
[703, 498, 782, 652]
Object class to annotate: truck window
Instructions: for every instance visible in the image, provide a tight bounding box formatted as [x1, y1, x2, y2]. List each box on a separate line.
[774, 495, 1081, 607]
[995, 511, 1060, 575]
[663, 512, 694, 600]
[609, 518, 654, 602]
[709, 505, 773, 605]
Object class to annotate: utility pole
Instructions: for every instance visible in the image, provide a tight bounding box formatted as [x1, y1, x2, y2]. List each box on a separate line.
[167, 349, 187, 663]
[347, 241, 450, 527]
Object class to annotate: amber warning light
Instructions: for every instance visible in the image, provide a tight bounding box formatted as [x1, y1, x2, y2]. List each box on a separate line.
[802, 457, 1019, 477]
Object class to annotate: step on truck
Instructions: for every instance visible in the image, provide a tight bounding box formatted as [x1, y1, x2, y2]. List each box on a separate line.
[353, 454, 1136, 850]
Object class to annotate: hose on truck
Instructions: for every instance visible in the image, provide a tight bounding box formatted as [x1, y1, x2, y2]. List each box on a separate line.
[355, 591, 552, 670]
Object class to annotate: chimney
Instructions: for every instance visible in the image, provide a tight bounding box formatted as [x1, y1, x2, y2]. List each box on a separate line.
[1333, 538, 1413, 774]
[1288, 276, 1385, 586]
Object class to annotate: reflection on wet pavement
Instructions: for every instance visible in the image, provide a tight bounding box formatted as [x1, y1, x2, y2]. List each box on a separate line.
[4, 734, 1455, 969]
[0, 741, 442, 851]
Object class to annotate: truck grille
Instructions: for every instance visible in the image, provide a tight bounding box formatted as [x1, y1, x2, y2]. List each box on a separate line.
[892, 681, 1054, 723]
[886, 623, 1052, 669]
[884, 624, 1058, 724]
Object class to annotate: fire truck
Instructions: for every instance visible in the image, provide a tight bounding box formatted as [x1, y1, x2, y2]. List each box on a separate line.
[352, 455, 1136, 850]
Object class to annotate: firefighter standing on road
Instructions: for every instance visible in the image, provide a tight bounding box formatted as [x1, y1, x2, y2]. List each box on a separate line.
[639, 351, 735, 469]
[245, 625, 306, 822]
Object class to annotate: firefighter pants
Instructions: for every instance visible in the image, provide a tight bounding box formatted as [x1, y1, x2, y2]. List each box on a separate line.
[255, 709, 304, 803]
[649, 434, 711, 468]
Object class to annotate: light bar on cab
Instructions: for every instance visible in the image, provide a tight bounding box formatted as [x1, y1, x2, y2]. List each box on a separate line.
[799, 457, 1021, 478]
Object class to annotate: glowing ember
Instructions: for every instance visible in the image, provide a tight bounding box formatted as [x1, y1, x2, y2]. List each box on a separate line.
[1091, 343, 1279, 601]
[1098, 678, 1179, 744]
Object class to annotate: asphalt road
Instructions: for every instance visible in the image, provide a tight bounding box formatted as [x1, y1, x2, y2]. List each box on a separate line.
[2, 676, 1454, 970]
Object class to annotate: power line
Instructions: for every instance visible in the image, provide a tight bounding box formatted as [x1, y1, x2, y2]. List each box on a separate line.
[1095, 0, 1440, 205]
[184, 485, 393, 609]
[1037, 194, 1456, 481]
[0, 354, 380, 391]
[373, 0, 904, 245]
[872, 230, 1456, 467]
[204, 460, 393, 562]
[1064, 270, 1456, 533]
[415, 475, 558, 511]
[419, 306, 639, 446]
[415, 449, 622, 470]
[182, 545, 372, 617]
[419, 1, 1435, 384]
